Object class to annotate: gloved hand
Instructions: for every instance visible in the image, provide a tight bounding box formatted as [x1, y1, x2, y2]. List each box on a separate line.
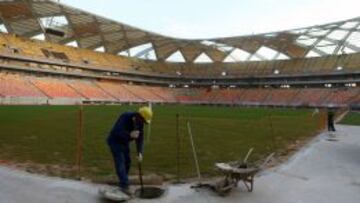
[130, 130, 140, 139]
[138, 153, 143, 162]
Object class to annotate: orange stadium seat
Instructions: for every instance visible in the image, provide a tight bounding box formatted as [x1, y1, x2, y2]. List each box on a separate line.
[173, 88, 203, 104]
[351, 93, 360, 105]
[265, 89, 300, 106]
[96, 81, 144, 102]
[123, 84, 164, 103]
[212, 89, 243, 104]
[68, 80, 115, 100]
[0, 34, 8, 53]
[148, 87, 177, 103]
[31, 78, 83, 99]
[322, 88, 360, 107]
[1, 70, 359, 107]
[239, 89, 271, 105]
[0, 72, 45, 97]
[290, 89, 331, 107]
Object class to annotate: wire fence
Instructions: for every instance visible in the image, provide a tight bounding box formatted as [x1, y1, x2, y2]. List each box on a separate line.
[0, 105, 326, 182]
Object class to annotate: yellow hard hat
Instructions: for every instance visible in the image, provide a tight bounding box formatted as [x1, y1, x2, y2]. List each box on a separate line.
[138, 106, 153, 124]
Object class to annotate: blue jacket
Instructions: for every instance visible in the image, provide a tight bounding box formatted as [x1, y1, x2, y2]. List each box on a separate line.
[107, 112, 144, 154]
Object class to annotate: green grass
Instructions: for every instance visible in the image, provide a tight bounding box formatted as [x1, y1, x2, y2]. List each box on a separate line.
[340, 112, 360, 125]
[0, 105, 321, 180]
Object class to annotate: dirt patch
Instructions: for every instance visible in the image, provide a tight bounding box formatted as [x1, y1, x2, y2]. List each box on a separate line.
[0, 160, 77, 179]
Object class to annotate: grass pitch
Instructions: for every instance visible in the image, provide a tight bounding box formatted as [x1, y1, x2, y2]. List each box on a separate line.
[340, 112, 360, 126]
[0, 105, 321, 180]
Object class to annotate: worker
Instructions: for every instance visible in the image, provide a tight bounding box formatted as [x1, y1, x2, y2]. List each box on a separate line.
[107, 106, 153, 195]
[327, 108, 336, 132]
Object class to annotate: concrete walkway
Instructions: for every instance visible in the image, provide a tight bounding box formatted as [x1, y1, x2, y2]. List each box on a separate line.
[1, 125, 360, 203]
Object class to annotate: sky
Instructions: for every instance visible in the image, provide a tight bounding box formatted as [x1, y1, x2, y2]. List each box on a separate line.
[60, 0, 359, 39]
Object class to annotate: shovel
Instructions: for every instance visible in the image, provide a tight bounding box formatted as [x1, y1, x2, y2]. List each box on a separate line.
[138, 160, 144, 195]
[135, 160, 165, 199]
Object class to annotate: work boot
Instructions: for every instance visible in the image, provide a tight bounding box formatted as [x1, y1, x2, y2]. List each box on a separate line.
[120, 187, 132, 197]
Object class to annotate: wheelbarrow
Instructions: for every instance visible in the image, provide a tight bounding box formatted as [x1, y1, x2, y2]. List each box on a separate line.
[192, 149, 274, 196]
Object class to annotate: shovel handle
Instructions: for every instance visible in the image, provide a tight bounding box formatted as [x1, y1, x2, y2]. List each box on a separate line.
[138, 161, 144, 193]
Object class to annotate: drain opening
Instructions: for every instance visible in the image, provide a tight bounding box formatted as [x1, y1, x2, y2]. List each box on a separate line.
[135, 186, 165, 199]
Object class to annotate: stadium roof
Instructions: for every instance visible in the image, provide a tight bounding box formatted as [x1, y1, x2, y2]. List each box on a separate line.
[0, 0, 359, 63]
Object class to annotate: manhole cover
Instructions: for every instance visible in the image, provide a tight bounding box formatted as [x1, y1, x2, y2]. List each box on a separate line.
[326, 138, 339, 142]
[135, 186, 165, 199]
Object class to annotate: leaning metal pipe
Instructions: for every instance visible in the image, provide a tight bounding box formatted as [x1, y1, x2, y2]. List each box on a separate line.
[187, 121, 201, 181]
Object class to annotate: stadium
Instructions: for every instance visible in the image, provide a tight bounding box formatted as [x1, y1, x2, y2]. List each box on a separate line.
[0, 0, 359, 202]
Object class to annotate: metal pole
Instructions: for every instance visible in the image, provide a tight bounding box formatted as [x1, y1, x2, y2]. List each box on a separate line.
[322, 110, 327, 130]
[318, 109, 324, 131]
[187, 121, 201, 181]
[76, 105, 84, 178]
[268, 111, 276, 150]
[176, 113, 180, 183]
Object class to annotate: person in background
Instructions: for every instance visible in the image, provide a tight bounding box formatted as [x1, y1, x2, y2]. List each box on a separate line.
[327, 108, 336, 132]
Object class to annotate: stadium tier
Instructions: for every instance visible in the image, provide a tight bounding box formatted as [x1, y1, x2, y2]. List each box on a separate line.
[0, 32, 360, 78]
[0, 72, 359, 106]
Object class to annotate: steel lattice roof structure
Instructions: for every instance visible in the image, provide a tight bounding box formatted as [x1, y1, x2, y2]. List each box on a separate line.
[0, 0, 359, 63]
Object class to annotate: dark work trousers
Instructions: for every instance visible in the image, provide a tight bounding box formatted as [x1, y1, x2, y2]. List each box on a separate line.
[109, 143, 131, 189]
[328, 120, 336, 132]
